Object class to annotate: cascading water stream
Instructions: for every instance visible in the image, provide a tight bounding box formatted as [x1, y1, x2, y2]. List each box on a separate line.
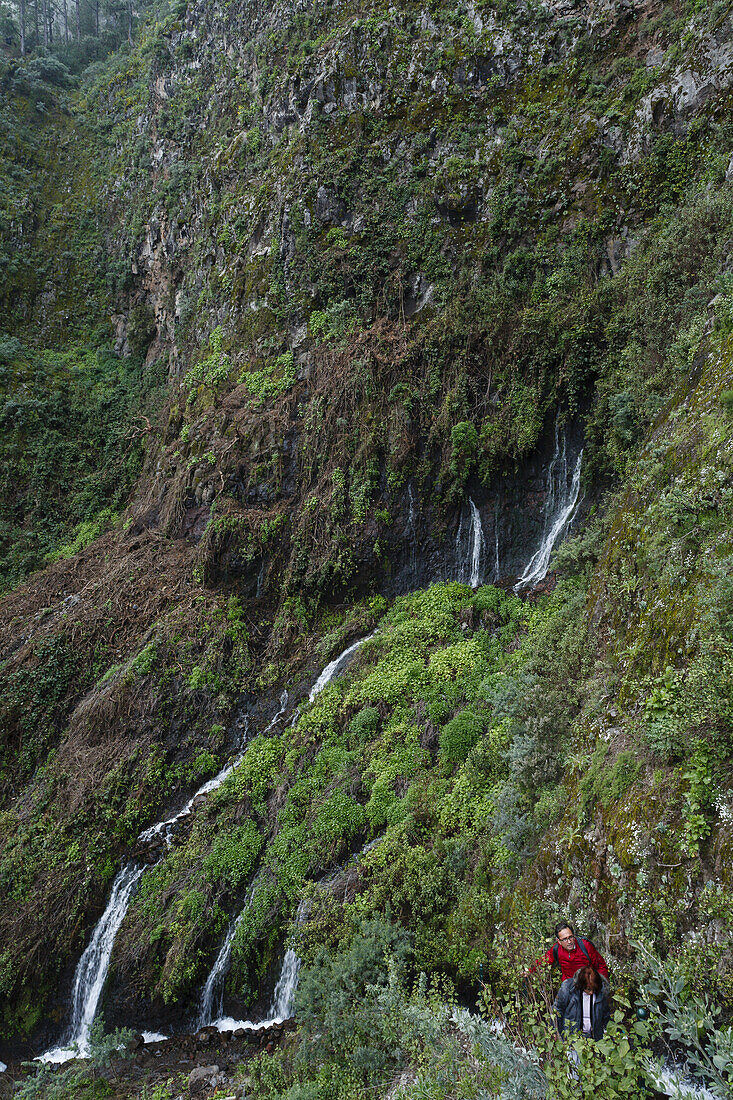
[138, 719, 251, 848]
[515, 426, 583, 592]
[455, 498, 485, 588]
[40, 722, 256, 1063]
[40, 863, 146, 1063]
[406, 484, 418, 579]
[266, 899, 309, 1023]
[309, 633, 375, 702]
[198, 881, 260, 1028]
[265, 690, 289, 732]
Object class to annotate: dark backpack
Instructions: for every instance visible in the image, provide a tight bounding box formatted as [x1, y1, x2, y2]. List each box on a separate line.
[553, 936, 592, 968]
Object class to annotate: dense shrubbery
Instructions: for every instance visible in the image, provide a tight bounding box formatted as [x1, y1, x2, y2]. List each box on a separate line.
[242, 946, 732, 1099]
[0, 337, 165, 588]
[2, 0, 733, 1066]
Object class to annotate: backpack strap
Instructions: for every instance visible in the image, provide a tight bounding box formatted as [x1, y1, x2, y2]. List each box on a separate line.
[553, 937, 592, 967]
[576, 937, 592, 965]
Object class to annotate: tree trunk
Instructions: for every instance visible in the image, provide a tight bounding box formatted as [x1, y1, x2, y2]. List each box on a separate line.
[75, 0, 79, 38]
[19, 0, 26, 54]
[128, 0, 132, 45]
[63, 0, 68, 42]
[34, 0, 39, 47]
[95, 0, 99, 36]
[43, 0, 48, 46]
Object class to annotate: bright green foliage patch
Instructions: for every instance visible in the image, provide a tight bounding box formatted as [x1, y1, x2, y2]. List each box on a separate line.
[0, 337, 164, 589]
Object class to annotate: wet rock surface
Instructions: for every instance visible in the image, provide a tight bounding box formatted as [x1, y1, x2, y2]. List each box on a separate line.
[5, 1021, 295, 1100]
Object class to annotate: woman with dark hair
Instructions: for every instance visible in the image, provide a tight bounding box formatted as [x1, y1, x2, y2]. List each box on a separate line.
[554, 966, 611, 1041]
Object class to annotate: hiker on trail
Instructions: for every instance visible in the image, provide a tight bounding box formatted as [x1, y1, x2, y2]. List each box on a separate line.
[554, 965, 611, 1040]
[526, 921, 609, 984]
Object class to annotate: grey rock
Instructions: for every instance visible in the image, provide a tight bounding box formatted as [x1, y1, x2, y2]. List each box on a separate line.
[315, 184, 346, 225]
[188, 1064, 220, 1096]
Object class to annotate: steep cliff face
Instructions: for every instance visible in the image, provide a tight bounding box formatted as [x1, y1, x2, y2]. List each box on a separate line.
[1, 0, 733, 1068]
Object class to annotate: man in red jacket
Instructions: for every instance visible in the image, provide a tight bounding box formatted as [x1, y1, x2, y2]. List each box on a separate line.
[528, 921, 609, 983]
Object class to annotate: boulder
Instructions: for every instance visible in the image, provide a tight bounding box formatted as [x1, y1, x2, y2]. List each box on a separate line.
[188, 1064, 220, 1096]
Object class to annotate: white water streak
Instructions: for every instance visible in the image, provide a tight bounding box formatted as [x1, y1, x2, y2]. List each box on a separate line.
[265, 690, 289, 732]
[516, 429, 582, 591]
[456, 498, 485, 587]
[138, 720, 250, 846]
[309, 634, 374, 702]
[198, 882, 259, 1027]
[40, 863, 145, 1063]
[407, 485, 417, 578]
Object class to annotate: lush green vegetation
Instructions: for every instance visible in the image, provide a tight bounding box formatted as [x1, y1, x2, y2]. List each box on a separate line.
[0, 335, 165, 588]
[1, 2, 733, 1097]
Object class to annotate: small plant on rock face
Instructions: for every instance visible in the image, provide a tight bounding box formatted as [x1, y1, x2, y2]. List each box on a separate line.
[449, 420, 479, 483]
[183, 326, 231, 391]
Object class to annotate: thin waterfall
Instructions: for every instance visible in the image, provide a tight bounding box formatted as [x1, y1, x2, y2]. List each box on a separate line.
[40, 723, 256, 1063]
[267, 899, 309, 1022]
[515, 427, 583, 592]
[138, 719, 250, 847]
[493, 498, 501, 582]
[456, 498, 485, 587]
[40, 863, 146, 1063]
[406, 484, 417, 579]
[198, 882, 259, 1028]
[309, 633, 375, 702]
[265, 690, 289, 732]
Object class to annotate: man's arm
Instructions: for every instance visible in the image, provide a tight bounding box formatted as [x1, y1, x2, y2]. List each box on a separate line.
[526, 946, 555, 976]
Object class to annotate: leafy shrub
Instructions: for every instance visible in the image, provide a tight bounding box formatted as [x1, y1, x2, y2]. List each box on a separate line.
[201, 821, 262, 891]
[0, 334, 22, 362]
[184, 326, 231, 390]
[643, 666, 686, 761]
[15, 1020, 133, 1099]
[348, 705, 380, 742]
[439, 708, 484, 765]
[450, 420, 479, 482]
[637, 943, 733, 1098]
[295, 915, 413, 1078]
[239, 350, 298, 403]
[603, 750, 642, 804]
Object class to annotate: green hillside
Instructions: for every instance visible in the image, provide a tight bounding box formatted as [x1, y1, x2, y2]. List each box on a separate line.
[0, 1, 732, 1097]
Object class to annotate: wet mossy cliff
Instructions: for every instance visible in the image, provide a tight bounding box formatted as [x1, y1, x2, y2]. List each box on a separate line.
[1, 0, 733, 1056]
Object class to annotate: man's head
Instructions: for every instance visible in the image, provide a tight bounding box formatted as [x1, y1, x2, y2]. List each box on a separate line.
[555, 921, 576, 949]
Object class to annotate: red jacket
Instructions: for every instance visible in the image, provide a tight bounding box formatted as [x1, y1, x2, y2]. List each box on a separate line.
[533, 938, 609, 982]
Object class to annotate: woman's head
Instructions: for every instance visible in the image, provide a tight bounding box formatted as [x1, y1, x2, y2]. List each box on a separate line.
[574, 966, 601, 993]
